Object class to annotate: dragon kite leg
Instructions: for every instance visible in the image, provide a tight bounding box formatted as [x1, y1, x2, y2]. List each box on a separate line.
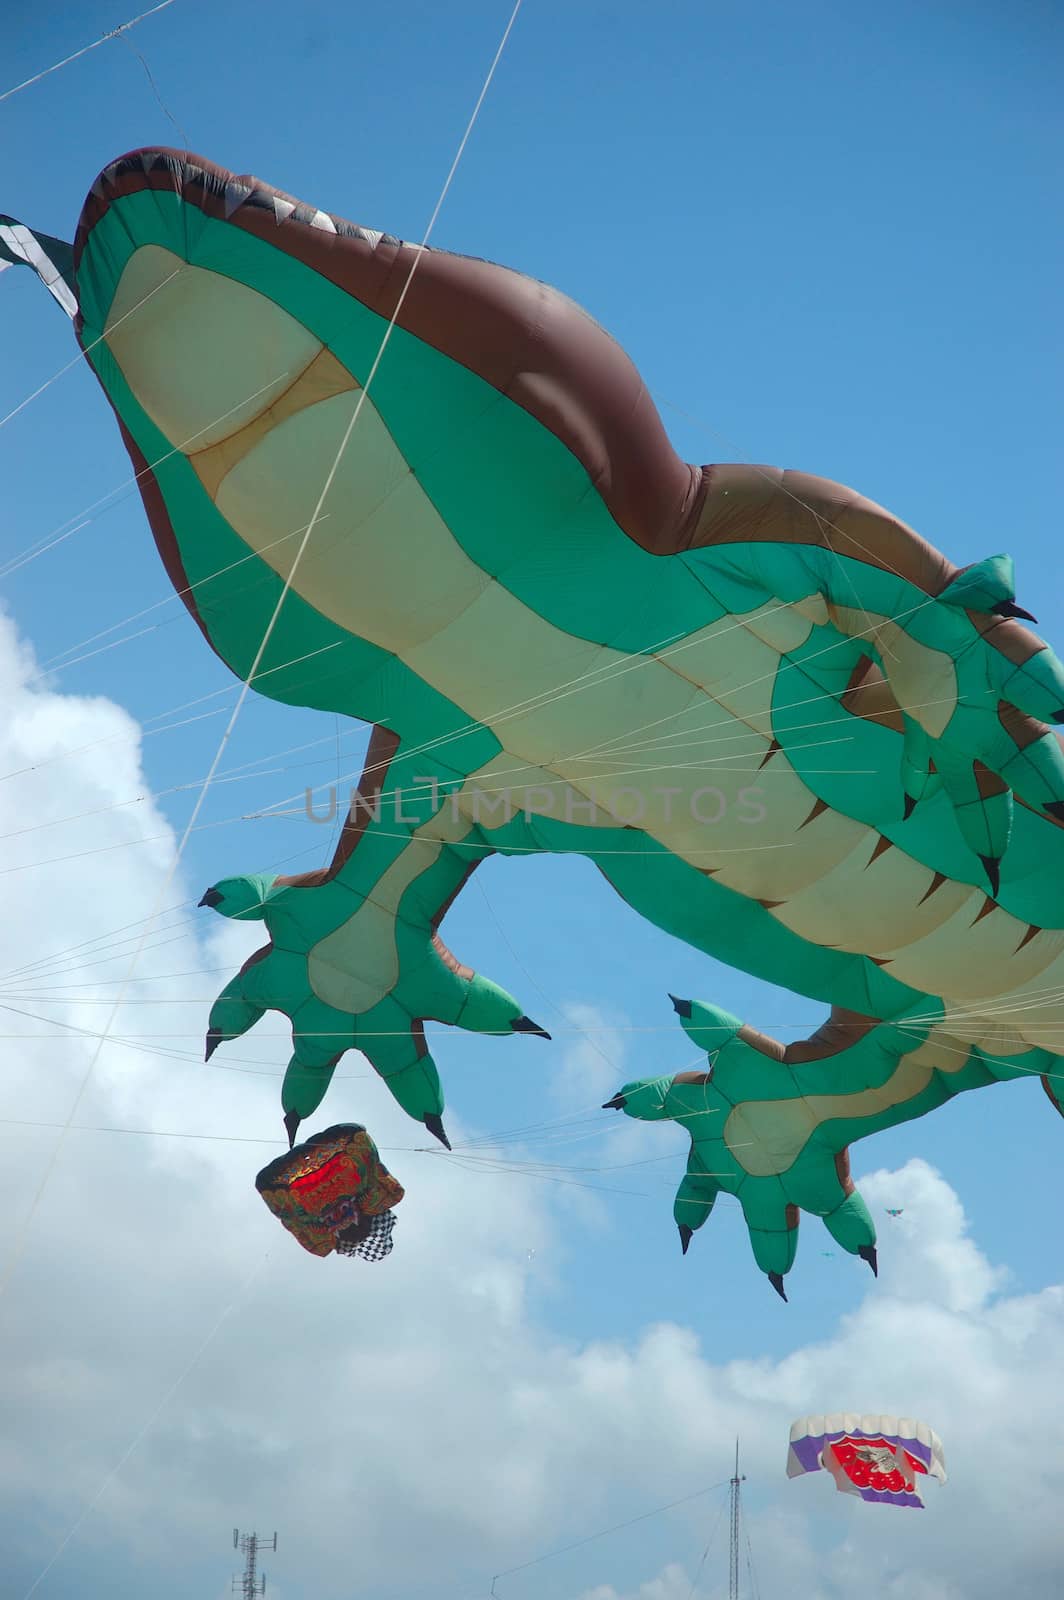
[605, 996, 1063, 1298]
[200, 730, 553, 1150]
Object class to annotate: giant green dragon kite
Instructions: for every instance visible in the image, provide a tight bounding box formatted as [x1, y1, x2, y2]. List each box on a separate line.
[6, 148, 1064, 1294]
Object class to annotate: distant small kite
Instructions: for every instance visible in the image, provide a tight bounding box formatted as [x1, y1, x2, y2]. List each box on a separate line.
[787, 1414, 946, 1509]
[886, 1208, 905, 1217]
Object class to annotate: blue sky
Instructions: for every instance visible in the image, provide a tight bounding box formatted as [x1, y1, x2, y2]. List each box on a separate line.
[0, 3, 1062, 1598]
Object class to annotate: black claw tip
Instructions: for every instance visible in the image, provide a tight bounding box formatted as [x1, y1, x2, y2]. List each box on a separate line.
[768, 1271, 788, 1302]
[678, 1224, 693, 1255]
[283, 1110, 301, 1150]
[511, 1015, 551, 1040]
[1045, 801, 1064, 822]
[979, 854, 1001, 898]
[1052, 710, 1064, 726]
[669, 994, 693, 1018]
[198, 887, 223, 908]
[204, 1027, 223, 1062]
[991, 599, 1038, 623]
[424, 1113, 452, 1150]
[602, 1093, 627, 1111]
[858, 1243, 879, 1277]
[902, 793, 917, 821]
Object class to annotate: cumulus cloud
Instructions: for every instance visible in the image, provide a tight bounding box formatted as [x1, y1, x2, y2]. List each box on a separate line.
[0, 610, 1062, 1600]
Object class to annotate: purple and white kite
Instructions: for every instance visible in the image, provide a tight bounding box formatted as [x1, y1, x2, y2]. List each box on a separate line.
[787, 1414, 946, 1509]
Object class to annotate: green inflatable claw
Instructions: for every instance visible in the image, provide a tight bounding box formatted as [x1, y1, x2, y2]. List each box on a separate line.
[200, 862, 550, 1148]
[605, 995, 1059, 1296]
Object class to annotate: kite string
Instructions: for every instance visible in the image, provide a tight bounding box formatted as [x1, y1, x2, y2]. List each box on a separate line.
[0, 265, 182, 434]
[684, 1496, 727, 1600]
[742, 1502, 762, 1600]
[489, 1477, 730, 1591]
[117, 27, 192, 154]
[181, 0, 526, 786]
[0, 0, 179, 105]
[4, 25, 1054, 1065]
[472, 876, 622, 1081]
[0, 0, 525, 1298]
[0, 368, 299, 581]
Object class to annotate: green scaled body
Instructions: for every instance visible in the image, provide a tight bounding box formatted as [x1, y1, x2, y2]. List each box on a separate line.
[7, 149, 1064, 1288]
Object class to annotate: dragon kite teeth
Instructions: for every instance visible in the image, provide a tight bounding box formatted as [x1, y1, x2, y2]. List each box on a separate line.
[6, 145, 1064, 1288]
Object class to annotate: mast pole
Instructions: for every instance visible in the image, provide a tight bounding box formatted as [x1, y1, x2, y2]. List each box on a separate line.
[728, 1440, 745, 1600]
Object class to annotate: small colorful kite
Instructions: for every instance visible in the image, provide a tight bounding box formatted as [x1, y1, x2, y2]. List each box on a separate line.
[787, 1414, 946, 1509]
[255, 1123, 403, 1261]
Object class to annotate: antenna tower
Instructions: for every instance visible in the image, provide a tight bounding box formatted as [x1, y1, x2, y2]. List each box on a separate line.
[728, 1441, 745, 1600]
[231, 1528, 278, 1600]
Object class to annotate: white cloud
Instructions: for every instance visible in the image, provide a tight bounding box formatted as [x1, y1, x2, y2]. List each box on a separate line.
[859, 1161, 1009, 1313]
[552, 1002, 633, 1110]
[0, 610, 1062, 1600]
[576, 1562, 694, 1600]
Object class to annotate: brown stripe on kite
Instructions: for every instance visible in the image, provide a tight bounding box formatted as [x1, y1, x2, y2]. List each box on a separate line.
[867, 834, 895, 866]
[76, 149, 980, 580]
[431, 932, 474, 983]
[968, 609, 1054, 667]
[919, 871, 948, 903]
[278, 726, 402, 890]
[784, 1008, 877, 1063]
[189, 347, 360, 499]
[997, 698, 1051, 752]
[1015, 924, 1042, 953]
[76, 147, 704, 560]
[685, 464, 957, 592]
[430, 859, 480, 931]
[237, 943, 273, 977]
[834, 1147, 855, 1196]
[737, 1023, 787, 1061]
[114, 417, 210, 651]
[973, 759, 1008, 798]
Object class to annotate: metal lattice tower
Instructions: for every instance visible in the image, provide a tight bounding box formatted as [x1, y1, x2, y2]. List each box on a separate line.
[231, 1529, 277, 1600]
[728, 1442, 745, 1600]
